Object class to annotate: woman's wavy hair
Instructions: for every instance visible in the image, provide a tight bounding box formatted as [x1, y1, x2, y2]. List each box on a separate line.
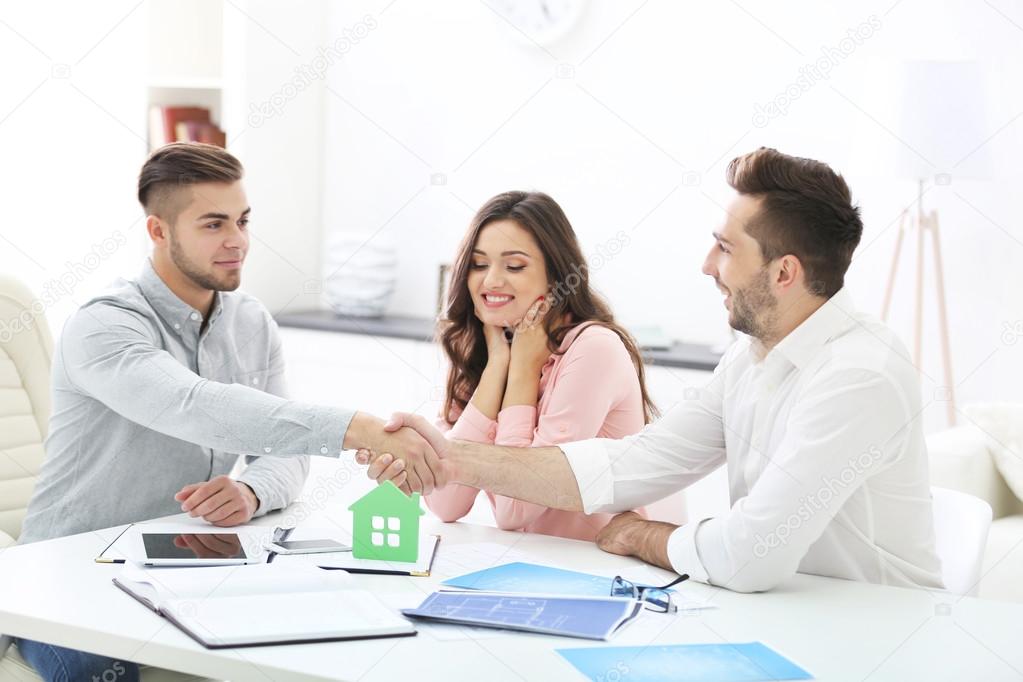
[438, 191, 658, 425]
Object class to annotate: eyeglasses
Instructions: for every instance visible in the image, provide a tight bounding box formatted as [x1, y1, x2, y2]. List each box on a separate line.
[610, 573, 689, 613]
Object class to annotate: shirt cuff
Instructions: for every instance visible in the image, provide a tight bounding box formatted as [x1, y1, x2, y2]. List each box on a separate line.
[496, 405, 537, 444]
[237, 476, 272, 518]
[449, 402, 499, 442]
[666, 518, 711, 584]
[327, 407, 355, 454]
[560, 439, 614, 513]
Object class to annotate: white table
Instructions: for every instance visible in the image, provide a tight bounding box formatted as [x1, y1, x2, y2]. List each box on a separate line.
[2, 504, 1022, 682]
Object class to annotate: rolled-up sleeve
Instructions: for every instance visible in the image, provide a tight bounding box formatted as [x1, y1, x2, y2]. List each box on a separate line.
[665, 518, 713, 583]
[61, 303, 354, 461]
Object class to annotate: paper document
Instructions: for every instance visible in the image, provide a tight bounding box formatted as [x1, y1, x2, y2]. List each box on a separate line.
[557, 642, 813, 681]
[402, 591, 643, 640]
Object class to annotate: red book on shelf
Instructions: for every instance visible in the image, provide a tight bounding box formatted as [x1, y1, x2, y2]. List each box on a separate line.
[175, 120, 204, 142]
[196, 122, 226, 148]
[161, 107, 210, 143]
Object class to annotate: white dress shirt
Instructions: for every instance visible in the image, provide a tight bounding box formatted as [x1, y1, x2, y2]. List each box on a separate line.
[561, 289, 943, 592]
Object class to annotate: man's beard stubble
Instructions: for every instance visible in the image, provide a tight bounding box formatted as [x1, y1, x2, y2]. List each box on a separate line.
[169, 236, 241, 293]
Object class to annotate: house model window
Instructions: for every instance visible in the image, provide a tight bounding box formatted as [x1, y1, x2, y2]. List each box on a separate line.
[371, 515, 402, 547]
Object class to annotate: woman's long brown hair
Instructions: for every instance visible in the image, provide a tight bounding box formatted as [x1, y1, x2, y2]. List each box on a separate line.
[439, 191, 658, 425]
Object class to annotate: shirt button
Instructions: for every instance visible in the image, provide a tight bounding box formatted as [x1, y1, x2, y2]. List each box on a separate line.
[487, 426, 497, 440]
[251, 377, 259, 384]
[559, 424, 568, 433]
[190, 312, 200, 321]
[320, 445, 329, 454]
[263, 446, 272, 453]
[173, 323, 181, 330]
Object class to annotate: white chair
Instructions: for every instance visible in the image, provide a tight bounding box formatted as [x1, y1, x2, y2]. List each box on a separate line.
[0, 275, 215, 682]
[931, 486, 993, 596]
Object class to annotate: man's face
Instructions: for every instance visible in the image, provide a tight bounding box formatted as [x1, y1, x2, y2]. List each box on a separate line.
[166, 180, 250, 292]
[701, 193, 778, 340]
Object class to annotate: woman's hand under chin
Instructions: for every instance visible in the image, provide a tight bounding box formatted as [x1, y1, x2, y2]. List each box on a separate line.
[509, 297, 555, 376]
[481, 318, 512, 369]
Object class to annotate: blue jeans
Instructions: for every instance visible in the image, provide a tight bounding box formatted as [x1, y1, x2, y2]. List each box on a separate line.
[14, 638, 139, 682]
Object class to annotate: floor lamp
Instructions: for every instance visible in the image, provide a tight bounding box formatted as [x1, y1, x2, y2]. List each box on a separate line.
[880, 178, 956, 425]
[877, 60, 990, 427]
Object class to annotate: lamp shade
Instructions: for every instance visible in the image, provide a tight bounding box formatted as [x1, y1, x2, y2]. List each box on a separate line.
[894, 60, 991, 180]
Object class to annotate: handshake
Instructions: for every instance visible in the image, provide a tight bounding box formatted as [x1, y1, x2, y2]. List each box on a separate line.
[346, 411, 453, 494]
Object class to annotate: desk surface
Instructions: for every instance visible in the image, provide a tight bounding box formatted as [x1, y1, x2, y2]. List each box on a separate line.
[2, 507, 1022, 682]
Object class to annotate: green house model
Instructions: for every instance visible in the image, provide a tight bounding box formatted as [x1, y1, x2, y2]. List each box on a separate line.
[348, 481, 425, 562]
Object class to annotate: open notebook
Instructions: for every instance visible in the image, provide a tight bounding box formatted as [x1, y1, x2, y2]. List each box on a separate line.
[113, 563, 416, 648]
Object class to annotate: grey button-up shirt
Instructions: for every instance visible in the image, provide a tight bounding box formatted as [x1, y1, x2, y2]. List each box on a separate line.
[20, 260, 354, 543]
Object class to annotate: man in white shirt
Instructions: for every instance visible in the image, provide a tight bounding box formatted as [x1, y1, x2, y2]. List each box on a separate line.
[362, 147, 944, 592]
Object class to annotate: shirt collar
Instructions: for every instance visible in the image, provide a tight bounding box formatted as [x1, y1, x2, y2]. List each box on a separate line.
[536, 320, 600, 373]
[767, 288, 858, 370]
[138, 259, 223, 334]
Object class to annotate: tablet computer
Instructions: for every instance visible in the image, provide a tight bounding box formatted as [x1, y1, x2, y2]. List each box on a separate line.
[142, 532, 260, 566]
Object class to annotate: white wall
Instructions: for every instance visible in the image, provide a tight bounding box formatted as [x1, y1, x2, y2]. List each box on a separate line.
[219, 0, 331, 315]
[0, 0, 331, 333]
[2, 0, 1021, 436]
[0, 1, 149, 334]
[321, 0, 1023, 432]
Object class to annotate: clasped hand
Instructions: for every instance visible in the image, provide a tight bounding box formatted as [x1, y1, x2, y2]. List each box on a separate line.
[354, 413, 452, 495]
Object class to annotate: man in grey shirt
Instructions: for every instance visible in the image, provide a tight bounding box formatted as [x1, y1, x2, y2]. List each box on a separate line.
[15, 143, 439, 682]
[18, 256, 319, 542]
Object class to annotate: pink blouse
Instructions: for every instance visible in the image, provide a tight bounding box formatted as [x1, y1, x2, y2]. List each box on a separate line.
[425, 323, 647, 541]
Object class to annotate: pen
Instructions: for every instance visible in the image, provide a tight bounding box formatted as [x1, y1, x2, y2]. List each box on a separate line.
[94, 523, 133, 564]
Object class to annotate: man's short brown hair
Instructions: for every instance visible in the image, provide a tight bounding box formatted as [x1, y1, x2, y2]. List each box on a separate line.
[726, 147, 862, 298]
[138, 142, 243, 225]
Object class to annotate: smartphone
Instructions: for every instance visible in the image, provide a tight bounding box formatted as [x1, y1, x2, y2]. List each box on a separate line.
[268, 538, 351, 555]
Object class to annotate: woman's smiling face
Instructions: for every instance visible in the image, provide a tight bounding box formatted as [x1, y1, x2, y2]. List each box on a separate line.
[467, 219, 550, 327]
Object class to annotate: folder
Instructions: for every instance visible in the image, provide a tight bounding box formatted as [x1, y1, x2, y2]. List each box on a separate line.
[272, 533, 441, 576]
[402, 591, 643, 640]
[113, 563, 416, 648]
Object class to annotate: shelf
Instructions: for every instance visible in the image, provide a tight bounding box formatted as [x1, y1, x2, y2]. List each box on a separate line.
[148, 78, 223, 90]
[275, 310, 722, 372]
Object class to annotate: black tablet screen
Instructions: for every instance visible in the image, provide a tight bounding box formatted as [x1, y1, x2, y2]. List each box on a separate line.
[142, 533, 247, 560]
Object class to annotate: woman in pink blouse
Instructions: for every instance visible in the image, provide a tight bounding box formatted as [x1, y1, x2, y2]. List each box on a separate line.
[404, 190, 659, 541]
